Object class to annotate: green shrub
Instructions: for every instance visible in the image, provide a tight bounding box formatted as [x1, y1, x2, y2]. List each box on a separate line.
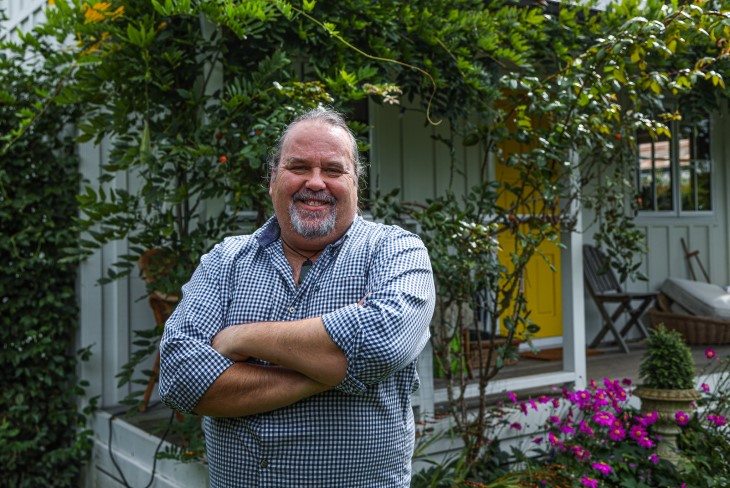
[0, 30, 92, 486]
[639, 324, 696, 390]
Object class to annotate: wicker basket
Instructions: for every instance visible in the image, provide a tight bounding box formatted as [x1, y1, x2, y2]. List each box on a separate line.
[649, 308, 730, 345]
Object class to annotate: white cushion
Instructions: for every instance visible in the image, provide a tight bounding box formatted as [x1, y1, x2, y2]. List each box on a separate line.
[660, 277, 730, 320]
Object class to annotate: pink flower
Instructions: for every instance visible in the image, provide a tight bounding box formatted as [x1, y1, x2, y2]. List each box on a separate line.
[578, 420, 595, 437]
[621, 378, 632, 386]
[560, 424, 575, 435]
[705, 348, 716, 359]
[649, 453, 659, 464]
[532, 436, 543, 444]
[508, 391, 518, 403]
[639, 411, 659, 426]
[701, 383, 710, 392]
[592, 411, 616, 426]
[571, 445, 591, 461]
[548, 432, 562, 447]
[637, 436, 654, 448]
[629, 425, 647, 440]
[509, 422, 523, 430]
[608, 426, 626, 441]
[548, 415, 561, 425]
[592, 461, 613, 475]
[581, 476, 598, 488]
[708, 414, 727, 427]
[675, 411, 690, 426]
[538, 395, 551, 404]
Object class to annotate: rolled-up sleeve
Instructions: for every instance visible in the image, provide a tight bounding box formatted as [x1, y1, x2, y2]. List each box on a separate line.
[322, 231, 435, 395]
[158, 246, 235, 414]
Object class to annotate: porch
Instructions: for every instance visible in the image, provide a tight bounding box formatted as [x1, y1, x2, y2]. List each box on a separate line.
[438, 340, 730, 405]
[89, 341, 730, 488]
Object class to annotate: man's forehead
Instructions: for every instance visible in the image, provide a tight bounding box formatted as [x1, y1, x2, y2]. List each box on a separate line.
[279, 121, 354, 169]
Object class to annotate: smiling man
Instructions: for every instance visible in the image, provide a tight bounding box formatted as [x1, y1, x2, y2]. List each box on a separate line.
[158, 107, 435, 487]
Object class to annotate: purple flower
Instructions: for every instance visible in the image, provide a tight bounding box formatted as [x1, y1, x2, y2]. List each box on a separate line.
[639, 411, 659, 426]
[592, 411, 616, 426]
[548, 432, 562, 448]
[708, 414, 727, 427]
[581, 476, 598, 488]
[649, 453, 659, 464]
[701, 383, 710, 392]
[508, 391, 518, 403]
[571, 445, 591, 461]
[548, 415, 561, 425]
[705, 348, 716, 359]
[630, 425, 647, 440]
[578, 420, 595, 437]
[532, 436, 543, 444]
[637, 436, 654, 448]
[509, 422, 523, 430]
[537, 395, 551, 404]
[621, 378, 632, 386]
[675, 411, 690, 426]
[592, 461, 613, 475]
[608, 426, 626, 441]
[560, 424, 576, 435]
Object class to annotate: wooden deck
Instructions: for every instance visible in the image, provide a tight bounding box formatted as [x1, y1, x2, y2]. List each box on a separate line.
[430, 340, 730, 407]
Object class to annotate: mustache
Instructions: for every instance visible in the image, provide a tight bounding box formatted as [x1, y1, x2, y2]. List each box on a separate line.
[292, 189, 336, 204]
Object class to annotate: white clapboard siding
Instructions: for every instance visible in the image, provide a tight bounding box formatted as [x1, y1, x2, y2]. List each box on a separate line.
[0, 0, 47, 42]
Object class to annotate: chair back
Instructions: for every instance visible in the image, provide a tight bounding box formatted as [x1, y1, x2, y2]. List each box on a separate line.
[583, 244, 622, 295]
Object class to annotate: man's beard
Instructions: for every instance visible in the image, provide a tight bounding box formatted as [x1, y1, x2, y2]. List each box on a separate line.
[289, 189, 337, 239]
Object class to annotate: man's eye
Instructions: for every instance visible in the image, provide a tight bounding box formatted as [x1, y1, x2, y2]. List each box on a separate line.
[324, 168, 344, 176]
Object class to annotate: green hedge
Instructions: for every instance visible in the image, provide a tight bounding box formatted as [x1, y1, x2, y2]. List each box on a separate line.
[0, 48, 92, 486]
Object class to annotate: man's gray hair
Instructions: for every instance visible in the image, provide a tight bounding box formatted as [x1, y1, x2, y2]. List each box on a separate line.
[267, 107, 364, 182]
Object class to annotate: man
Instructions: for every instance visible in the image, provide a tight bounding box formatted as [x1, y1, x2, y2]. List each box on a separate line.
[159, 107, 435, 487]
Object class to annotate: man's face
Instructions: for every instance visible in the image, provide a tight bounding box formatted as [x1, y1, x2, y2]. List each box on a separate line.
[269, 120, 358, 245]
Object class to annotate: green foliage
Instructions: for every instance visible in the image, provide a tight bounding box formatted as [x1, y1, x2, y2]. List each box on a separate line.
[0, 24, 93, 486]
[639, 324, 696, 390]
[675, 350, 730, 486]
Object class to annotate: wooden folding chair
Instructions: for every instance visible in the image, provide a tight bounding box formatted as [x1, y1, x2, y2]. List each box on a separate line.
[582, 244, 657, 353]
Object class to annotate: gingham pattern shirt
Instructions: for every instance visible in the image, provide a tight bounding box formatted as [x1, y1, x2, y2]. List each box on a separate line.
[159, 216, 435, 487]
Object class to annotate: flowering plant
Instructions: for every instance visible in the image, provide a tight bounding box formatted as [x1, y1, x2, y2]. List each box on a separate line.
[505, 379, 680, 487]
[674, 348, 730, 487]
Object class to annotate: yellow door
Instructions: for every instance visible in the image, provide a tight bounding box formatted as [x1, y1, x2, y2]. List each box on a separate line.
[496, 142, 562, 339]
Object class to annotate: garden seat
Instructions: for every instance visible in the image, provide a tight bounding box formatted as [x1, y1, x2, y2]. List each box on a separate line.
[583, 244, 657, 353]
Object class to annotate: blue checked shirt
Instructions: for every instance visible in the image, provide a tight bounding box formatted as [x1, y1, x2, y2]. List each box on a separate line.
[159, 216, 435, 487]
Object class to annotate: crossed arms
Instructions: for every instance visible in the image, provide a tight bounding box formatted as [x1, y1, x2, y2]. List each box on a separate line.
[195, 317, 347, 417]
[158, 230, 435, 418]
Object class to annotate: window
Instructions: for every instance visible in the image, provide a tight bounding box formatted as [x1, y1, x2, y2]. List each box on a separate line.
[637, 115, 712, 214]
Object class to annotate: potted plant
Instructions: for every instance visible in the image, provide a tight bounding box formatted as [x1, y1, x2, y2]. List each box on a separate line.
[633, 324, 701, 465]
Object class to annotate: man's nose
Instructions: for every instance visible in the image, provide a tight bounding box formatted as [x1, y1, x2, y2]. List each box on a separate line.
[305, 168, 326, 191]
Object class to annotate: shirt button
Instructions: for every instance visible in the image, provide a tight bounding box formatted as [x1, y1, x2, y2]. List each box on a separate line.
[288, 306, 295, 313]
[260, 459, 269, 468]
